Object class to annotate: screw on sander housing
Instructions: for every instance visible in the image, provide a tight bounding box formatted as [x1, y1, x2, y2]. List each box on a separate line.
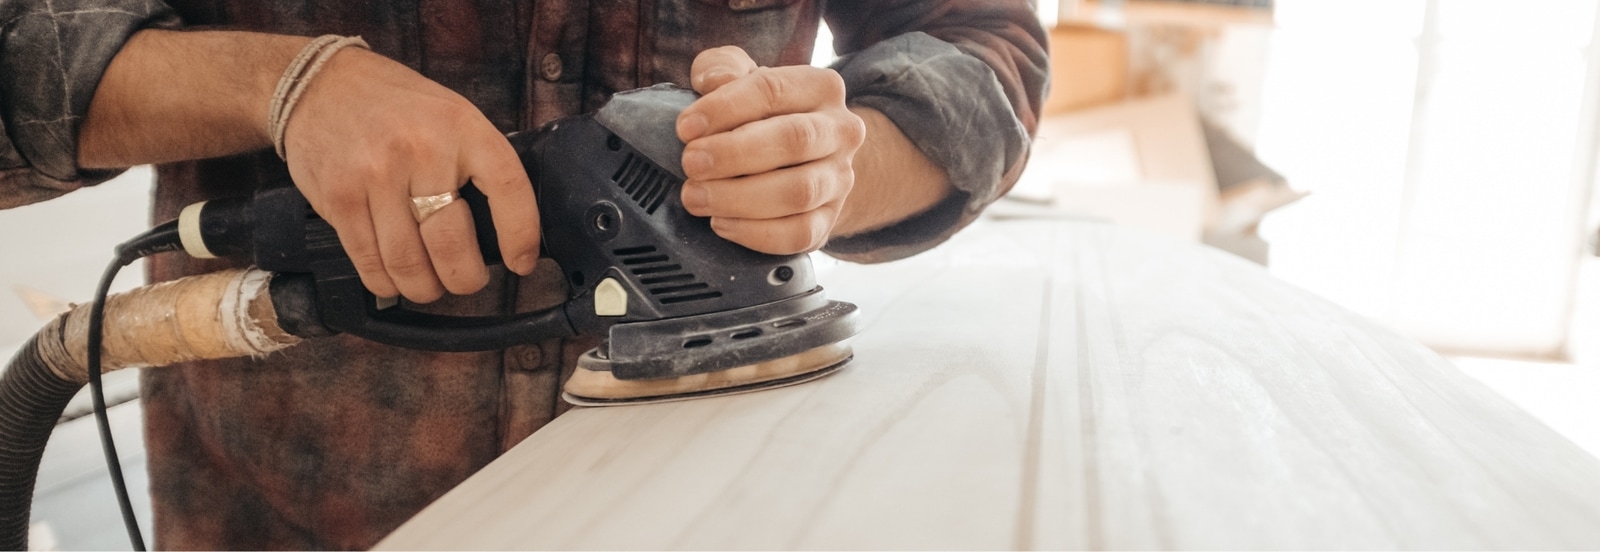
[186, 84, 859, 381]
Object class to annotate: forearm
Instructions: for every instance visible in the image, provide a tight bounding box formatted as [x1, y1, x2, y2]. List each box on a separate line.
[818, 1, 1046, 262]
[78, 29, 308, 168]
[833, 106, 950, 238]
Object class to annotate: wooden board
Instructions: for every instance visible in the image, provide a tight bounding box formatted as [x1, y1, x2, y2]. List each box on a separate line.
[377, 219, 1600, 550]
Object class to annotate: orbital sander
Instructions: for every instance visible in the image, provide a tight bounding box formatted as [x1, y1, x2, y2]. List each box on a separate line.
[0, 84, 862, 551]
[186, 84, 861, 404]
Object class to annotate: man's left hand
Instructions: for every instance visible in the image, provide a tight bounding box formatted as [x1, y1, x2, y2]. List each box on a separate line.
[676, 46, 866, 255]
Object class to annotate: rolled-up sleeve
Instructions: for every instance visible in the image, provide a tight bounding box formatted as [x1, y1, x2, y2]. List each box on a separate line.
[0, 0, 178, 209]
[821, 0, 1047, 263]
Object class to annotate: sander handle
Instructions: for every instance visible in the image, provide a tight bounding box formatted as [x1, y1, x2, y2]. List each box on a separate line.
[177, 188, 590, 353]
[265, 271, 584, 352]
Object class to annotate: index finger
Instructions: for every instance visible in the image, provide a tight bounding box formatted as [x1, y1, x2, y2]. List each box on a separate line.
[460, 132, 540, 275]
[677, 65, 845, 143]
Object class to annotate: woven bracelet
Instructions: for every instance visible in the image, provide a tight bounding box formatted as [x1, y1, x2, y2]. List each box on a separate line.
[268, 35, 370, 160]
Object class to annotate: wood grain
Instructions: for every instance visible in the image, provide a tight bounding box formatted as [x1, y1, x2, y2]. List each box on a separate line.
[377, 219, 1600, 550]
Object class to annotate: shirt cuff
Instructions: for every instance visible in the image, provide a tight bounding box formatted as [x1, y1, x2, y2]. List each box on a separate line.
[822, 31, 1028, 261]
[0, 0, 179, 186]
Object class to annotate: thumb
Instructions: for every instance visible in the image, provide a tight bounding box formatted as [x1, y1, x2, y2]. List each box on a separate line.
[689, 45, 758, 94]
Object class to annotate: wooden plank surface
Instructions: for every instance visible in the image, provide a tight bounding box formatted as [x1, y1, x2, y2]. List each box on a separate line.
[377, 219, 1600, 550]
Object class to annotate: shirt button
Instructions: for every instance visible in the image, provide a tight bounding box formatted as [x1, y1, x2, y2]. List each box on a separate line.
[540, 52, 563, 82]
[512, 346, 543, 371]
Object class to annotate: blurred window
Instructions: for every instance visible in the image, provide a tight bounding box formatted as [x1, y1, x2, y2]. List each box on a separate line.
[1256, 0, 1600, 357]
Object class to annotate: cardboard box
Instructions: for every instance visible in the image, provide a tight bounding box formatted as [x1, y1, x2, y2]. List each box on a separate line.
[1043, 24, 1129, 114]
[1061, 0, 1275, 28]
[1020, 93, 1218, 243]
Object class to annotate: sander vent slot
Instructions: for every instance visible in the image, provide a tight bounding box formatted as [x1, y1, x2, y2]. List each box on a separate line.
[650, 283, 709, 294]
[731, 328, 762, 339]
[610, 153, 639, 181]
[611, 153, 677, 215]
[631, 264, 684, 275]
[640, 274, 693, 285]
[660, 292, 723, 304]
[614, 245, 722, 304]
[622, 255, 670, 265]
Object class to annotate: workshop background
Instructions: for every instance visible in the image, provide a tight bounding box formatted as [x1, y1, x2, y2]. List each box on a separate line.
[2, 0, 1599, 548]
[1001, 0, 1600, 465]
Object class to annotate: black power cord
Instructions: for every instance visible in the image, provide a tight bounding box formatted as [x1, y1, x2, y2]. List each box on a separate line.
[89, 220, 184, 552]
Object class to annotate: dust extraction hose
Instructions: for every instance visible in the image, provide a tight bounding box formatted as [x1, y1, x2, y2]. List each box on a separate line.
[0, 268, 299, 550]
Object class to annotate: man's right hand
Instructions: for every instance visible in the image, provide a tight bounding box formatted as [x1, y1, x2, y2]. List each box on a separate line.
[77, 30, 540, 303]
[281, 46, 539, 303]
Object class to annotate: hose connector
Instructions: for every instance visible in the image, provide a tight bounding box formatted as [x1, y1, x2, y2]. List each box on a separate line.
[177, 197, 255, 260]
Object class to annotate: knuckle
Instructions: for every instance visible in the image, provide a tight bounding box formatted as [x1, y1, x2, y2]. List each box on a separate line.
[841, 112, 867, 147]
[385, 132, 422, 158]
[832, 156, 857, 187]
[322, 188, 366, 217]
[344, 156, 390, 185]
[427, 224, 477, 256]
[815, 67, 847, 99]
[752, 70, 787, 109]
[383, 246, 433, 277]
[781, 118, 820, 151]
[350, 250, 387, 276]
[783, 170, 825, 210]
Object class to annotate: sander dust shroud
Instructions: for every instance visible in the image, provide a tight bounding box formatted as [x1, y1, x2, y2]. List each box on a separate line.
[0, 84, 859, 550]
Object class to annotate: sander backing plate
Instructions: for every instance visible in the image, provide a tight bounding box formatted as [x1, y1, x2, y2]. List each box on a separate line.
[562, 341, 852, 406]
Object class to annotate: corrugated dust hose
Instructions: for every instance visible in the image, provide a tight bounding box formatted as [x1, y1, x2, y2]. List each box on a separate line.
[0, 268, 298, 550]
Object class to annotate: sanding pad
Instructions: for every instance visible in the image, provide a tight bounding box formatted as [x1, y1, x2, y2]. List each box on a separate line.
[562, 341, 852, 406]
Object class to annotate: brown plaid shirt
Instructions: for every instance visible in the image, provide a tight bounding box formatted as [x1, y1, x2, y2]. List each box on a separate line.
[0, 0, 1046, 548]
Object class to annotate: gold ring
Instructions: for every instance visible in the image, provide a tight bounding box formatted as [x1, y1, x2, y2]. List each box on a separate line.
[410, 191, 460, 223]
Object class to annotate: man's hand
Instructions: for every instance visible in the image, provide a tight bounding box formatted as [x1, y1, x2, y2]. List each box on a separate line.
[675, 46, 866, 254]
[283, 47, 539, 303]
[79, 31, 540, 303]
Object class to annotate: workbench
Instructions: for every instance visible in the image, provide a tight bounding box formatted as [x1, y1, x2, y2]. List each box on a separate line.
[377, 218, 1600, 549]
